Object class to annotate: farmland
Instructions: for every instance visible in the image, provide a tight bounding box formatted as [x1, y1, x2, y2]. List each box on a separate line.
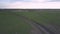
[0, 9, 60, 34]
[0, 12, 31, 34]
[16, 11, 60, 34]
[16, 11, 60, 26]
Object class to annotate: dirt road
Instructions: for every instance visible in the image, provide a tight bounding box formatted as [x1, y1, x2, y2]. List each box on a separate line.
[18, 15, 55, 34]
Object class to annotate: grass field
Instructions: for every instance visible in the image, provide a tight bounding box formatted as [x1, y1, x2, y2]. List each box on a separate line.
[16, 11, 60, 26]
[0, 10, 60, 34]
[0, 12, 31, 34]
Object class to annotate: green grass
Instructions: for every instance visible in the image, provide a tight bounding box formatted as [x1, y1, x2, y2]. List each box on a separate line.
[0, 12, 31, 34]
[16, 12, 60, 26]
[0, 11, 60, 34]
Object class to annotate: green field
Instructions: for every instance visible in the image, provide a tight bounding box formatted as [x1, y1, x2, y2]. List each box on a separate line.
[0, 12, 31, 34]
[0, 11, 60, 34]
[16, 12, 60, 26]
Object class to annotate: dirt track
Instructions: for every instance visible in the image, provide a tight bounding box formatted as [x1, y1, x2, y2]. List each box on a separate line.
[18, 15, 55, 34]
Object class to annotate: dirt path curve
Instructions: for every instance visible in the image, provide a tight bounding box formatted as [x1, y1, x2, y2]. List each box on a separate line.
[16, 14, 54, 34]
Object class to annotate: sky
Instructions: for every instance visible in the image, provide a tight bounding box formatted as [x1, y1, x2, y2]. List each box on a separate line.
[0, 0, 60, 9]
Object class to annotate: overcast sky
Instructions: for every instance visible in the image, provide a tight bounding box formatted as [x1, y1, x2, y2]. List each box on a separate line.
[0, 0, 60, 9]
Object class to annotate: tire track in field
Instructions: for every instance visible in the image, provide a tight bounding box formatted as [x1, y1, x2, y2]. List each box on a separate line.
[16, 14, 55, 34]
